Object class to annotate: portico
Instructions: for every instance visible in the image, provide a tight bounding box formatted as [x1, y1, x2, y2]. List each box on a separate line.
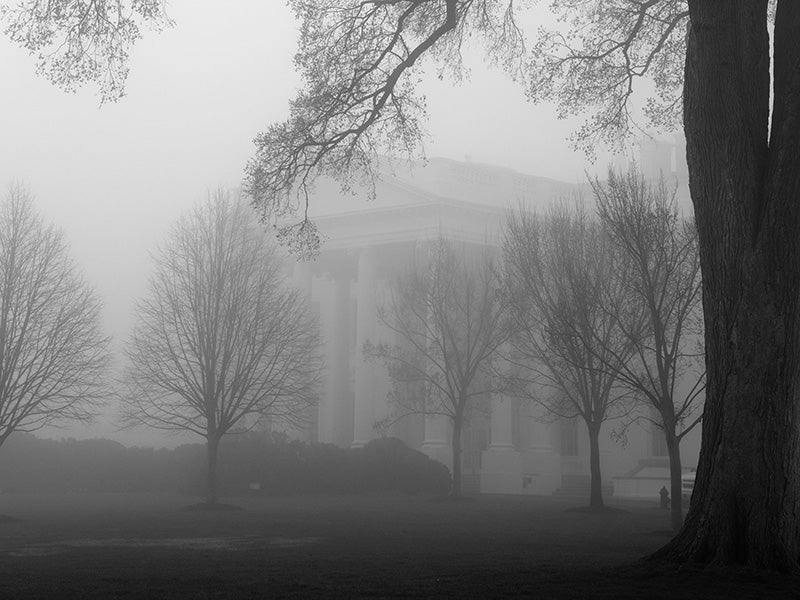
[286, 155, 699, 497]
[285, 157, 567, 494]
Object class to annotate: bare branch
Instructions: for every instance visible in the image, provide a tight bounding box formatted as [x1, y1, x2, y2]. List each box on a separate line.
[244, 0, 527, 255]
[0, 184, 110, 445]
[123, 190, 323, 446]
[502, 200, 639, 436]
[1, 0, 172, 103]
[528, 1, 688, 155]
[591, 165, 704, 443]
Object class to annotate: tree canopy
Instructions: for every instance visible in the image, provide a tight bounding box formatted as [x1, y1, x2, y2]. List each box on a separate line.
[503, 202, 639, 510]
[1, 0, 171, 102]
[366, 237, 508, 497]
[245, 1, 530, 249]
[124, 191, 322, 503]
[0, 185, 109, 445]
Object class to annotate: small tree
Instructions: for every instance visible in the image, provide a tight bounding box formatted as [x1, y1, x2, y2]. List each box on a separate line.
[503, 203, 640, 509]
[591, 168, 704, 531]
[0, 184, 108, 447]
[365, 238, 508, 497]
[124, 191, 322, 505]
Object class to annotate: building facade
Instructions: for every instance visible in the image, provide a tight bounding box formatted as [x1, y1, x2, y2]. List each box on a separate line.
[289, 149, 701, 499]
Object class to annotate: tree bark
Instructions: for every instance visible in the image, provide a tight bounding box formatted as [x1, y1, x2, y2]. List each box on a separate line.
[206, 435, 219, 505]
[587, 422, 604, 510]
[451, 417, 463, 498]
[655, 1, 800, 570]
[665, 429, 683, 532]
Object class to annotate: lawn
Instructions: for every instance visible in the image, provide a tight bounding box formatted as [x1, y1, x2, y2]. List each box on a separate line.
[0, 493, 795, 599]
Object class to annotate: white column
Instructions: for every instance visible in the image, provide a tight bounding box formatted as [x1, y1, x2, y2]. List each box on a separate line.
[292, 260, 313, 298]
[371, 277, 392, 433]
[489, 393, 514, 449]
[320, 273, 352, 446]
[419, 291, 452, 469]
[291, 260, 315, 441]
[481, 392, 522, 494]
[527, 408, 561, 495]
[352, 247, 377, 447]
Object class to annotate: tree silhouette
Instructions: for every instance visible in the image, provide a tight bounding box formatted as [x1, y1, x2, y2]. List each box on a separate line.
[366, 238, 508, 497]
[591, 169, 704, 531]
[124, 191, 322, 505]
[503, 203, 640, 511]
[0, 184, 109, 449]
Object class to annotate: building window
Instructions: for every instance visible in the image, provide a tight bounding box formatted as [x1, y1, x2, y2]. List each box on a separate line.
[651, 425, 668, 457]
[560, 417, 579, 457]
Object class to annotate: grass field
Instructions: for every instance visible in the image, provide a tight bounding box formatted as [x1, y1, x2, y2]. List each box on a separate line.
[0, 492, 796, 599]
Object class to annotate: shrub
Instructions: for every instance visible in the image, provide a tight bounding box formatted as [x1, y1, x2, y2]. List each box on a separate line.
[0, 433, 450, 497]
[350, 437, 451, 495]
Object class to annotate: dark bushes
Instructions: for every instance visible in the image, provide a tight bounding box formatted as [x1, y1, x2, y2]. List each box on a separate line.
[214, 434, 449, 496]
[0, 433, 450, 497]
[350, 437, 450, 495]
[0, 435, 178, 493]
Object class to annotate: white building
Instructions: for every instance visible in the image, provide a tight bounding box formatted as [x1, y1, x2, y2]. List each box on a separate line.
[289, 149, 701, 499]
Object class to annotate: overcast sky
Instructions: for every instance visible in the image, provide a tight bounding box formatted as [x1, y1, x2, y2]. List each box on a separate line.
[0, 1, 630, 445]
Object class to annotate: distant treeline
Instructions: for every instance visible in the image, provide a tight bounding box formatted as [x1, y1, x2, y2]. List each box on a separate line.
[0, 433, 450, 497]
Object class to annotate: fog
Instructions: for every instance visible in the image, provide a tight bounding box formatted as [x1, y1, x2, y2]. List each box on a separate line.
[3, 3, 799, 597]
[0, 2, 627, 448]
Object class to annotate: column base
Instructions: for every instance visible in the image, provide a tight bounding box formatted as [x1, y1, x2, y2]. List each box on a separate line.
[480, 446, 522, 494]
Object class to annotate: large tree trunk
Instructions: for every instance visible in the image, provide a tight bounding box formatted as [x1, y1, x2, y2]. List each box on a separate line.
[656, 2, 800, 570]
[587, 422, 604, 510]
[206, 435, 219, 505]
[665, 429, 683, 532]
[451, 418, 463, 498]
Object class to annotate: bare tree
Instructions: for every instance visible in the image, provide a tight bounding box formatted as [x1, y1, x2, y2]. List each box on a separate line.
[503, 203, 640, 510]
[590, 168, 704, 531]
[0, 184, 109, 448]
[523, 2, 800, 566]
[12, 0, 800, 571]
[124, 191, 322, 505]
[365, 238, 508, 498]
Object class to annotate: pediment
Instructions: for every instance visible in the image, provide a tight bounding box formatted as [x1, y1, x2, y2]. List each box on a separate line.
[304, 156, 582, 249]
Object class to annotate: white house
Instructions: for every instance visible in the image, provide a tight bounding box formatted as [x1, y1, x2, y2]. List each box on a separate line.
[288, 147, 701, 499]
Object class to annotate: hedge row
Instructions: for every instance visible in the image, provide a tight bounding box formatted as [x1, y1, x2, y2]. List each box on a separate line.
[0, 433, 451, 497]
